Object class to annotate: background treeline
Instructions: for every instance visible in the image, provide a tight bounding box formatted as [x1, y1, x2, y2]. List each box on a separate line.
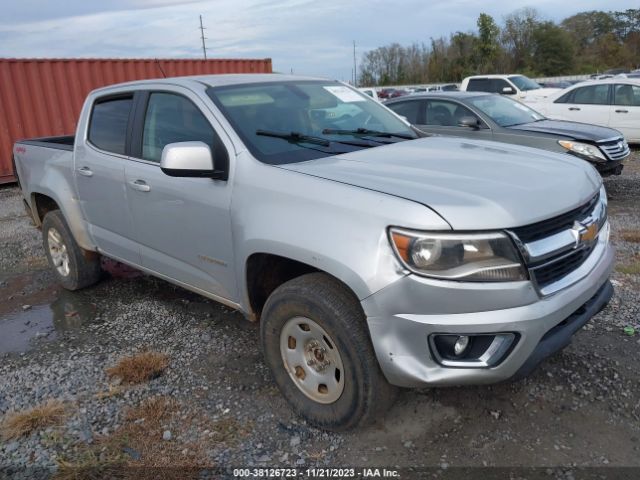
[358, 8, 640, 86]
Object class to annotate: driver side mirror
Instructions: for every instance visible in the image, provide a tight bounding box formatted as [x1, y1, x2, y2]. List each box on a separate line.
[160, 142, 226, 180]
[458, 116, 480, 129]
[502, 86, 516, 95]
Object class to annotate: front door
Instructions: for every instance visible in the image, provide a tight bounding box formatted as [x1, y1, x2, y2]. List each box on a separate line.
[75, 93, 140, 265]
[124, 89, 237, 301]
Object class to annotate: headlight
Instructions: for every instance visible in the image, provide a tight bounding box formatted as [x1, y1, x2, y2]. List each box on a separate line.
[558, 140, 606, 162]
[389, 229, 527, 282]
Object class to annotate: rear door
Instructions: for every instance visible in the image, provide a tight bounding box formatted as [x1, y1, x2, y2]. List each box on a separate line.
[75, 93, 140, 264]
[547, 84, 611, 125]
[610, 83, 640, 142]
[124, 87, 237, 301]
[418, 99, 493, 141]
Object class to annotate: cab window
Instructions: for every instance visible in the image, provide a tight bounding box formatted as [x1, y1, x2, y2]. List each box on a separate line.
[88, 95, 133, 155]
[141, 92, 227, 164]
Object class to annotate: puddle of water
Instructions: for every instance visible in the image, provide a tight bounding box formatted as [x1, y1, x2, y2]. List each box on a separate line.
[0, 290, 98, 354]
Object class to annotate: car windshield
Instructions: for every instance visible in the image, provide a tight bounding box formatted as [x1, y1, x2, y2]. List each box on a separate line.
[508, 75, 542, 91]
[469, 95, 545, 127]
[206, 80, 417, 165]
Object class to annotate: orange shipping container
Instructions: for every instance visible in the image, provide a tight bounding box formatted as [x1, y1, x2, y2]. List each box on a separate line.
[0, 57, 272, 183]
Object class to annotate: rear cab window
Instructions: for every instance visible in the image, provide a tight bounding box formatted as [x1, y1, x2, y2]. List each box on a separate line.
[467, 79, 490, 92]
[88, 95, 134, 155]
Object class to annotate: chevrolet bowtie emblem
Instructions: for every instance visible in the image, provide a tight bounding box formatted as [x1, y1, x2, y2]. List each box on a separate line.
[571, 220, 599, 248]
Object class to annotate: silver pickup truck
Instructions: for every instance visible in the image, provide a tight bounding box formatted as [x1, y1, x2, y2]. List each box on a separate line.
[13, 74, 614, 430]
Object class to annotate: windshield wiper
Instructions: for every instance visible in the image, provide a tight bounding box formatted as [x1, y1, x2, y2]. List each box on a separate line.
[256, 129, 376, 150]
[257, 129, 330, 146]
[322, 128, 415, 140]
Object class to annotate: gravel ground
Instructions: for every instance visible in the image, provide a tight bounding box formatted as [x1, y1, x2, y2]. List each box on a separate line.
[0, 152, 639, 477]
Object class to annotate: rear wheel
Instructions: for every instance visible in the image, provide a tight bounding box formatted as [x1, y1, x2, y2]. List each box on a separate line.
[42, 210, 101, 290]
[260, 273, 397, 431]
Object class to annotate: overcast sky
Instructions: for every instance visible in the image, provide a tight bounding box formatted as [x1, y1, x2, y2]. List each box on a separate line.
[1, 0, 637, 81]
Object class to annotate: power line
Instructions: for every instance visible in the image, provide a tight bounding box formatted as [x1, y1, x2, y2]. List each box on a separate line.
[199, 15, 208, 60]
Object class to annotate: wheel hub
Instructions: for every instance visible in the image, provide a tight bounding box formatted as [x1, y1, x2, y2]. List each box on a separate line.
[47, 228, 70, 277]
[305, 340, 331, 372]
[280, 316, 345, 404]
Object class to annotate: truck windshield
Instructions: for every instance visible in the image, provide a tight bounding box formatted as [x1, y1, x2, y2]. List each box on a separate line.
[206, 80, 417, 165]
[508, 75, 542, 91]
[469, 94, 546, 127]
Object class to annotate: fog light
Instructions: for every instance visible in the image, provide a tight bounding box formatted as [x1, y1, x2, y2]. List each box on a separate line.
[454, 335, 470, 356]
[430, 333, 517, 368]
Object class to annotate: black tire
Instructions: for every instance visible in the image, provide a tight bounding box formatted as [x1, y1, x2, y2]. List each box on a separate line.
[42, 210, 101, 290]
[260, 272, 397, 431]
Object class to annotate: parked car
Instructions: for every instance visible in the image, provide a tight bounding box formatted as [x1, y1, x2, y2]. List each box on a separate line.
[535, 79, 640, 143]
[358, 87, 379, 101]
[385, 92, 629, 176]
[378, 88, 410, 100]
[14, 74, 613, 430]
[427, 84, 459, 92]
[460, 74, 561, 104]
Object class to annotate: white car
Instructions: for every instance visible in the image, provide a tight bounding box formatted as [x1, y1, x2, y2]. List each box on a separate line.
[535, 79, 640, 143]
[460, 74, 561, 104]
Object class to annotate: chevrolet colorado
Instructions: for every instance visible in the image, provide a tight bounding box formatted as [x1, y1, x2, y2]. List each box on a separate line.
[13, 74, 614, 430]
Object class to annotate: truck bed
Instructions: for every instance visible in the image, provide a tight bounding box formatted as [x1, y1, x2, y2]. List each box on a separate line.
[16, 135, 75, 151]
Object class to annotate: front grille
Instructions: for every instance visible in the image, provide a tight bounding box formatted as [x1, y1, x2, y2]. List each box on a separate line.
[510, 191, 605, 294]
[531, 244, 596, 289]
[511, 193, 599, 244]
[598, 137, 630, 161]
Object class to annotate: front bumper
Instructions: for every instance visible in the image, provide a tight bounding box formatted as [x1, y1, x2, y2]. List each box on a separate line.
[362, 241, 615, 388]
[595, 159, 624, 177]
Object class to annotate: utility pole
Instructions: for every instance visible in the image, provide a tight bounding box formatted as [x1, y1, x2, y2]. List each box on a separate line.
[199, 15, 208, 60]
[353, 40, 357, 87]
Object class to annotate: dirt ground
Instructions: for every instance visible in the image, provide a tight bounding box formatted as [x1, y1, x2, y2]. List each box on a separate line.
[1, 152, 639, 478]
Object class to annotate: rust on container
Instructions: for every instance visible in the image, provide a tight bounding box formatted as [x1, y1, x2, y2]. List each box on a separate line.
[0, 57, 273, 183]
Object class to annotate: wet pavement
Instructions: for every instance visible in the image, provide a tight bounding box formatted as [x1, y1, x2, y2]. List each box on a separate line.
[0, 281, 98, 354]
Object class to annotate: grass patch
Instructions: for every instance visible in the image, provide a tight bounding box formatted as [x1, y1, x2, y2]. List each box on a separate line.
[56, 396, 228, 475]
[616, 261, 640, 275]
[106, 351, 169, 384]
[2, 399, 66, 439]
[621, 230, 640, 243]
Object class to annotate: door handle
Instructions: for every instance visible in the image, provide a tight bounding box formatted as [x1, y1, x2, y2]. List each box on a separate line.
[615, 109, 629, 113]
[568, 107, 581, 111]
[77, 166, 93, 177]
[129, 180, 151, 192]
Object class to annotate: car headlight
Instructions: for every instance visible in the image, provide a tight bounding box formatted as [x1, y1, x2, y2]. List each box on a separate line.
[389, 228, 527, 282]
[558, 140, 606, 162]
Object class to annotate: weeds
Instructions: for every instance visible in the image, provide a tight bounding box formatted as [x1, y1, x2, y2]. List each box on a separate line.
[2, 399, 66, 439]
[106, 351, 168, 384]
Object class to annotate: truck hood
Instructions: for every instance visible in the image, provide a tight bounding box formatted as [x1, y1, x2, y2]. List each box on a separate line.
[507, 119, 621, 142]
[520, 87, 561, 101]
[279, 137, 601, 230]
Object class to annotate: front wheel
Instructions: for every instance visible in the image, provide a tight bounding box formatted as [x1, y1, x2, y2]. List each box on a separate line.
[42, 210, 102, 290]
[260, 273, 397, 431]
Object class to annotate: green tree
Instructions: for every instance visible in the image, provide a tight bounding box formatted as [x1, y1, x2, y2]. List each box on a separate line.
[531, 22, 575, 75]
[476, 13, 501, 73]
